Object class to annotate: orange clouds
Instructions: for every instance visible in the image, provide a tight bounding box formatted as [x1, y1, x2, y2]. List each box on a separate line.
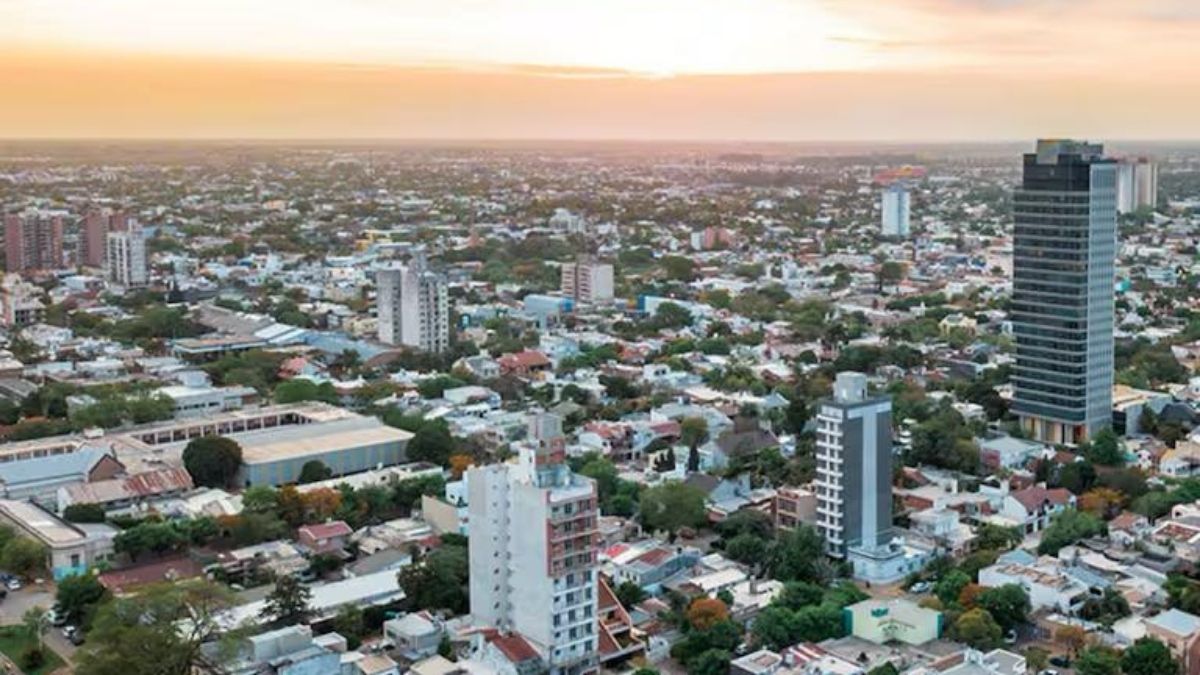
[3, 50, 1200, 140]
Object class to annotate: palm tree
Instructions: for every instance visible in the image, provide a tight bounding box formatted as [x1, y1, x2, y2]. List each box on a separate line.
[22, 606, 47, 651]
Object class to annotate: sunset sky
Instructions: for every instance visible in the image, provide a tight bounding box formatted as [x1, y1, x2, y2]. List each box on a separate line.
[4, 0, 1200, 140]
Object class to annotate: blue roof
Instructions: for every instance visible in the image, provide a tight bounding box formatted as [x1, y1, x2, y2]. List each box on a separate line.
[0, 448, 111, 486]
[997, 549, 1037, 566]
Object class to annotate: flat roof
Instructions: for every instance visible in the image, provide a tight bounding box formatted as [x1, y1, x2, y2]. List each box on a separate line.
[236, 417, 412, 464]
[0, 499, 85, 546]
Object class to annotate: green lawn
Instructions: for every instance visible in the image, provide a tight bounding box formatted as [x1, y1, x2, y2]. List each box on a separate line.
[0, 626, 64, 675]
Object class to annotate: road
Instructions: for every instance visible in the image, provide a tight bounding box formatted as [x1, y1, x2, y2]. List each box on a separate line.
[0, 583, 78, 667]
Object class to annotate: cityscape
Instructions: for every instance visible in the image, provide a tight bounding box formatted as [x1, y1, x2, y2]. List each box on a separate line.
[4, 2, 1200, 675]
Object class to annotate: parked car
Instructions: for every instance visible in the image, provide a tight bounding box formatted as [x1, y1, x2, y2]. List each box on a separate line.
[1049, 656, 1071, 668]
[909, 581, 932, 594]
[5, 579, 21, 592]
[1004, 629, 1018, 644]
[47, 608, 67, 627]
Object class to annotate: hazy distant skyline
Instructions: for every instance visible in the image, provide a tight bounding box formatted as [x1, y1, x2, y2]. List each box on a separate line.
[5, 0, 1200, 140]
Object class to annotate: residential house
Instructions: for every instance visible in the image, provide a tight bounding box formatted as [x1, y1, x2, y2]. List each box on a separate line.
[998, 485, 1075, 534]
[297, 521, 353, 556]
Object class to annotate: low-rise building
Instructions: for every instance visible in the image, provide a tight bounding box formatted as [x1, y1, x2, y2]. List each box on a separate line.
[844, 598, 942, 646]
[0, 499, 117, 579]
[978, 554, 1089, 613]
[55, 467, 194, 514]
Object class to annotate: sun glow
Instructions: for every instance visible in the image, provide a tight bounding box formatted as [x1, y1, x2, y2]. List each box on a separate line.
[2, 0, 876, 75]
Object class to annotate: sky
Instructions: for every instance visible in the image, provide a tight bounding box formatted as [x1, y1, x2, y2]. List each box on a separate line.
[3, 0, 1200, 141]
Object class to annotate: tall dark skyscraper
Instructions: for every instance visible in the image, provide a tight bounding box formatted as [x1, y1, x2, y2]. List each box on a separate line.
[1012, 139, 1117, 446]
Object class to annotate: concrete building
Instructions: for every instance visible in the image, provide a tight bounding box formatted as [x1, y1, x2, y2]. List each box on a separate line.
[978, 555, 1088, 613]
[81, 208, 129, 268]
[377, 262, 449, 353]
[1012, 139, 1117, 445]
[844, 598, 942, 645]
[816, 373, 922, 583]
[229, 415, 413, 487]
[468, 413, 600, 674]
[0, 447, 125, 507]
[1115, 157, 1158, 214]
[216, 624, 342, 675]
[4, 211, 63, 273]
[561, 257, 614, 303]
[1144, 609, 1200, 675]
[0, 499, 117, 579]
[155, 383, 258, 418]
[880, 184, 911, 238]
[105, 222, 148, 289]
[0, 274, 45, 327]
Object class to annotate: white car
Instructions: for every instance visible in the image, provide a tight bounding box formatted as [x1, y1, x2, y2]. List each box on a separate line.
[5, 579, 21, 592]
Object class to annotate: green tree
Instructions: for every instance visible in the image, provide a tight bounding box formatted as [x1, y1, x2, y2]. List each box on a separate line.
[181, 436, 243, 488]
[1025, 647, 1050, 674]
[56, 572, 108, 626]
[639, 482, 707, 538]
[976, 584, 1030, 631]
[614, 581, 646, 608]
[274, 379, 338, 405]
[775, 582, 825, 611]
[298, 460, 332, 484]
[660, 256, 696, 282]
[1075, 646, 1121, 675]
[1121, 638, 1178, 675]
[953, 608, 1002, 650]
[1, 537, 46, 577]
[406, 422, 457, 467]
[1038, 510, 1105, 555]
[241, 485, 279, 513]
[260, 575, 312, 625]
[63, 503, 108, 523]
[724, 533, 769, 565]
[332, 605, 366, 649]
[975, 524, 1022, 552]
[397, 540, 470, 614]
[22, 606, 47, 652]
[767, 525, 830, 583]
[681, 417, 709, 473]
[75, 581, 234, 675]
[751, 606, 799, 651]
[935, 570, 971, 607]
[689, 649, 732, 675]
[1087, 428, 1124, 466]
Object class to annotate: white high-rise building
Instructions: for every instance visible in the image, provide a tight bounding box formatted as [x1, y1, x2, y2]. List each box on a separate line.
[560, 258, 614, 304]
[376, 262, 449, 353]
[880, 184, 911, 238]
[815, 372, 921, 583]
[1115, 157, 1158, 214]
[104, 222, 147, 289]
[468, 413, 600, 674]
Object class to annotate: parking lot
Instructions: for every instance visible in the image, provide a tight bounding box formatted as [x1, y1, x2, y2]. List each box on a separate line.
[0, 583, 56, 626]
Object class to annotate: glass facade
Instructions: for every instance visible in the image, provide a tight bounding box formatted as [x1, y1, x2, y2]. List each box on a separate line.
[1011, 140, 1117, 445]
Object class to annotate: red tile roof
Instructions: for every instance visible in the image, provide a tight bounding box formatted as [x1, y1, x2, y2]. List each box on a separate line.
[491, 634, 541, 664]
[1011, 486, 1073, 512]
[498, 350, 550, 369]
[98, 556, 205, 594]
[299, 520, 352, 540]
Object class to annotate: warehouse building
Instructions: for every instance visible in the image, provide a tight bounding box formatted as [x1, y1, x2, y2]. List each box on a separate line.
[232, 415, 413, 487]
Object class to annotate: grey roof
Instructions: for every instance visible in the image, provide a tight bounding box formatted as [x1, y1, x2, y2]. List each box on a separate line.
[1148, 609, 1200, 636]
[0, 447, 113, 486]
[997, 550, 1037, 566]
